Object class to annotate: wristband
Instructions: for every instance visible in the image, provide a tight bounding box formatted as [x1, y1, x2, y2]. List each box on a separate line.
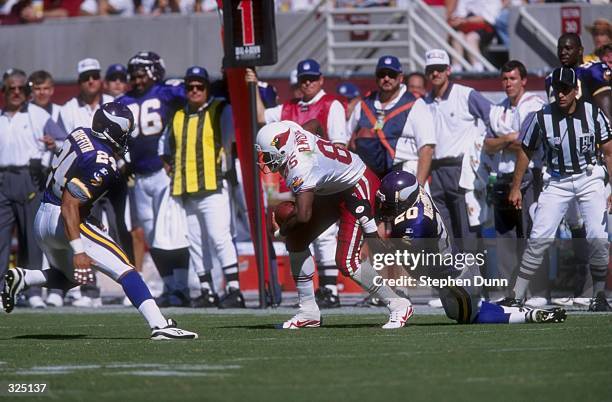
[273, 229, 282, 240]
[70, 238, 85, 254]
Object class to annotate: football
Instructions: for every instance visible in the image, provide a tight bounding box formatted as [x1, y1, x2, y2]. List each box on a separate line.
[273, 201, 296, 226]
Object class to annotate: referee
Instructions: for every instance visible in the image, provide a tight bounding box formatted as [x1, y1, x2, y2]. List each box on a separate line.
[502, 67, 612, 312]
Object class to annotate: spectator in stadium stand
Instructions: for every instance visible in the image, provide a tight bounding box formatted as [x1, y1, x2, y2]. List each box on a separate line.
[246, 59, 347, 308]
[484, 60, 548, 306]
[584, 18, 611, 63]
[336, 81, 361, 120]
[0, 0, 42, 24]
[405, 72, 427, 98]
[446, 0, 502, 72]
[0, 68, 66, 309]
[80, 0, 134, 16]
[104, 64, 129, 98]
[422, 49, 493, 251]
[347, 55, 435, 185]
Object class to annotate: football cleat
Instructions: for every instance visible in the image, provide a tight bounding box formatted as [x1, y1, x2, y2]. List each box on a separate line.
[315, 287, 340, 309]
[2, 268, 26, 314]
[528, 307, 567, 323]
[218, 288, 246, 309]
[496, 296, 524, 308]
[588, 292, 612, 312]
[382, 298, 413, 329]
[151, 318, 198, 340]
[276, 309, 321, 329]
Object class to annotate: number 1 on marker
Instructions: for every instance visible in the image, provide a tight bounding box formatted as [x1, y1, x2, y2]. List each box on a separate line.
[237, 0, 255, 46]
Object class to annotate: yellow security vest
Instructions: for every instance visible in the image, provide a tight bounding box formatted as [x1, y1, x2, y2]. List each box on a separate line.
[170, 99, 225, 196]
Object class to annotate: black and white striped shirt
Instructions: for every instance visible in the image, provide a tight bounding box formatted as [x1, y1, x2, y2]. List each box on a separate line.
[522, 100, 611, 176]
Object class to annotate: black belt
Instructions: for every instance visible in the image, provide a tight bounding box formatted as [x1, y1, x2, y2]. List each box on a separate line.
[0, 165, 29, 172]
[431, 156, 463, 168]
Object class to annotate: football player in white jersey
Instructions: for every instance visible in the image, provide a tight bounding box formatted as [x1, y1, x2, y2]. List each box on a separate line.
[256, 121, 413, 329]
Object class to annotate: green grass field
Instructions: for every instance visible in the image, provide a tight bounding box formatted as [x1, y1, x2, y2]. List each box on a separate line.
[0, 311, 611, 402]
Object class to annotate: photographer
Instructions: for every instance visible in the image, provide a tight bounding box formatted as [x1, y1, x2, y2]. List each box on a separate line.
[0, 68, 66, 309]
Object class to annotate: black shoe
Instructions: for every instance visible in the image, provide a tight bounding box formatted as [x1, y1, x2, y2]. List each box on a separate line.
[354, 295, 387, 308]
[315, 287, 340, 309]
[589, 292, 612, 312]
[218, 288, 246, 309]
[529, 307, 567, 323]
[496, 297, 524, 308]
[169, 291, 190, 307]
[155, 293, 171, 308]
[190, 290, 219, 308]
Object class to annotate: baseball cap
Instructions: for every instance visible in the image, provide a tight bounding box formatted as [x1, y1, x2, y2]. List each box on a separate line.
[105, 64, 127, 81]
[336, 82, 360, 100]
[425, 49, 450, 67]
[376, 55, 402, 73]
[184, 66, 209, 82]
[551, 67, 577, 89]
[297, 59, 321, 78]
[77, 58, 101, 76]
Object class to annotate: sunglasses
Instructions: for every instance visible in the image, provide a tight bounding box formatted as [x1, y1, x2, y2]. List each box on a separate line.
[376, 69, 399, 79]
[425, 65, 448, 75]
[79, 72, 101, 83]
[5, 85, 27, 93]
[298, 75, 320, 84]
[186, 83, 206, 92]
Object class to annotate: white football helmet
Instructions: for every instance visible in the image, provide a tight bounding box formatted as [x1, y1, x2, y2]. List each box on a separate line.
[255, 121, 296, 173]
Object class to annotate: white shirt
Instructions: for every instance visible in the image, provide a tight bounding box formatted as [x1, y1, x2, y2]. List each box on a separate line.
[60, 94, 114, 134]
[282, 122, 366, 196]
[488, 91, 545, 174]
[424, 83, 492, 160]
[347, 84, 436, 164]
[0, 103, 66, 167]
[264, 90, 348, 145]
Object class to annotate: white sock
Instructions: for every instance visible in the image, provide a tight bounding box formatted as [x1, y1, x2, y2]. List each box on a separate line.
[351, 260, 404, 305]
[509, 312, 527, 324]
[289, 250, 317, 310]
[138, 299, 168, 329]
[24, 269, 47, 287]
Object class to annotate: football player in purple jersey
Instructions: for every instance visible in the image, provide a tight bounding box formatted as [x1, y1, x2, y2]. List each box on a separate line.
[2, 102, 197, 340]
[116, 51, 192, 307]
[545, 33, 611, 119]
[376, 171, 566, 325]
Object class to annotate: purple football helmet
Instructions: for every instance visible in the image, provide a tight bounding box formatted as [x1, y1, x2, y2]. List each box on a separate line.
[127, 51, 166, 82]
[91, 102, 134, 154]
[376, 171, 420, 222]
